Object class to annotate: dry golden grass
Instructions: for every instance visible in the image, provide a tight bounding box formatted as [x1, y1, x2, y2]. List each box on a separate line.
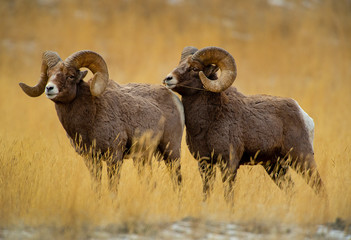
[0, 0, 350, 238]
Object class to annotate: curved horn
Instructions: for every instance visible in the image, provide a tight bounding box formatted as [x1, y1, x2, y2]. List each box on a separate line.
[192, 47, 237, 92]
[180, 46, 198, 63]
[64, 50, 109, 96]
[19, 51, 61, 97]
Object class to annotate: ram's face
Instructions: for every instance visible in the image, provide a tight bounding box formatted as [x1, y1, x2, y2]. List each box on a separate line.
[45, 62, 87, 103]
[164, 57, 203, 94]
[163, 56, 219, 96]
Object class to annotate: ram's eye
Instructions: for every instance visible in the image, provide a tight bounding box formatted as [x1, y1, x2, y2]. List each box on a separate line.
[191, 67, 199, 72]
[67, 75, 75, 80]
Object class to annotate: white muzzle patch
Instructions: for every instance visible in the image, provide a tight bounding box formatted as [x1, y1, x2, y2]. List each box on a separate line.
[45, 82, 59, 99]
[164, 74, 178, 89]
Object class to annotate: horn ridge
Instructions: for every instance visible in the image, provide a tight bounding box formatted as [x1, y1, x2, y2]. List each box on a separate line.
[192, 47, 237, 93]
[180, 46, 198, 63]
[44, 51, 62, 68]
[65, 50, 109, 96]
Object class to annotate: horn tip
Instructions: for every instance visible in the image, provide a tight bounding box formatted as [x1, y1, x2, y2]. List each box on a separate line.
[19, 82, 42, 97]
[19, 82, 28, 91]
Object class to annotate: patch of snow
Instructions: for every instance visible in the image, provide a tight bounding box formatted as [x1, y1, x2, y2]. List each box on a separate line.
[267, 0, 294, 9]
[316, 225, 351, 240]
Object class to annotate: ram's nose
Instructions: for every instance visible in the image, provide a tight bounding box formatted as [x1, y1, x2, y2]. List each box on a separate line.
[45, 82, 59, 99]
[163, 74, 177, 89]
[46, 85, 54, 92]
[163, 75, 173, 84]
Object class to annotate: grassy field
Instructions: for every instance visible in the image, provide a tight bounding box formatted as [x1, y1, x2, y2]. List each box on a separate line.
[0, 0, 350, 238]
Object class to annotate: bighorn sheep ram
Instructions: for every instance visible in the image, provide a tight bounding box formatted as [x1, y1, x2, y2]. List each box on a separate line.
[163, 46, 325, 200]
[20, 50, 184, 190]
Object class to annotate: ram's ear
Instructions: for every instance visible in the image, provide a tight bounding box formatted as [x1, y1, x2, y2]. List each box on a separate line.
[205, 65, 220, 79]
[79, 70, 88, 80]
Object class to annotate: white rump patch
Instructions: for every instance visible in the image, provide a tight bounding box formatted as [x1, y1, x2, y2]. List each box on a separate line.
[170, 90, 185, 129]
[294, 100, 315, 149]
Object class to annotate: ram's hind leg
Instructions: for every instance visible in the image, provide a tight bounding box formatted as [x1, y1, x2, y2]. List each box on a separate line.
[291, 154, 326, 196]
[106, 160, 123, 193]
[132, 155, 152, 175]
[131, 147, 155, 188]
[165, 158, 182, 188]
[288, 102, 326, 197]
[158, 141, 182, 188]
[264, 160, 294, 194]
[132, 131, 157, 177]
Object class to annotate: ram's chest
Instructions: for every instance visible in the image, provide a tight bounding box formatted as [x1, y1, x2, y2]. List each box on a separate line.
[183, 101, 219, 158]
[183, 101, 209, 136]
[55, 103, 96, 147]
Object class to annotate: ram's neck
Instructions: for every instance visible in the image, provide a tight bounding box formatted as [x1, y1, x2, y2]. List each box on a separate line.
[181, 92, 221, 136]
[182, 91, 224, 116]
[54, 83, 96, 145]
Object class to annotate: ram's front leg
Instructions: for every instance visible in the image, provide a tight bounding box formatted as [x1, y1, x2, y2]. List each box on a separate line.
[164, 157, 182, 188]
[83, 155, 103, 193]
[106, 152, 124, 194]
[160, 141, 183, 188]
[71, 136, 103, 192]
[198, 158, 216, 201]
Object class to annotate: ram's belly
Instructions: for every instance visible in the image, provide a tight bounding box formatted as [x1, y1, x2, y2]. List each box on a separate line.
[241, 115, 284, 161]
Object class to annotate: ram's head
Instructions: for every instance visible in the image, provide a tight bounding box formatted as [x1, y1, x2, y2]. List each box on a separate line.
[19, 50, 109, 103]
[163, 46, 237, 95]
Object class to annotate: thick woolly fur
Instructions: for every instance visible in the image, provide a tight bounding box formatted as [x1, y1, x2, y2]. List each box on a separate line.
[27, 58, 184, 190]
[164, 47, 325, 199]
